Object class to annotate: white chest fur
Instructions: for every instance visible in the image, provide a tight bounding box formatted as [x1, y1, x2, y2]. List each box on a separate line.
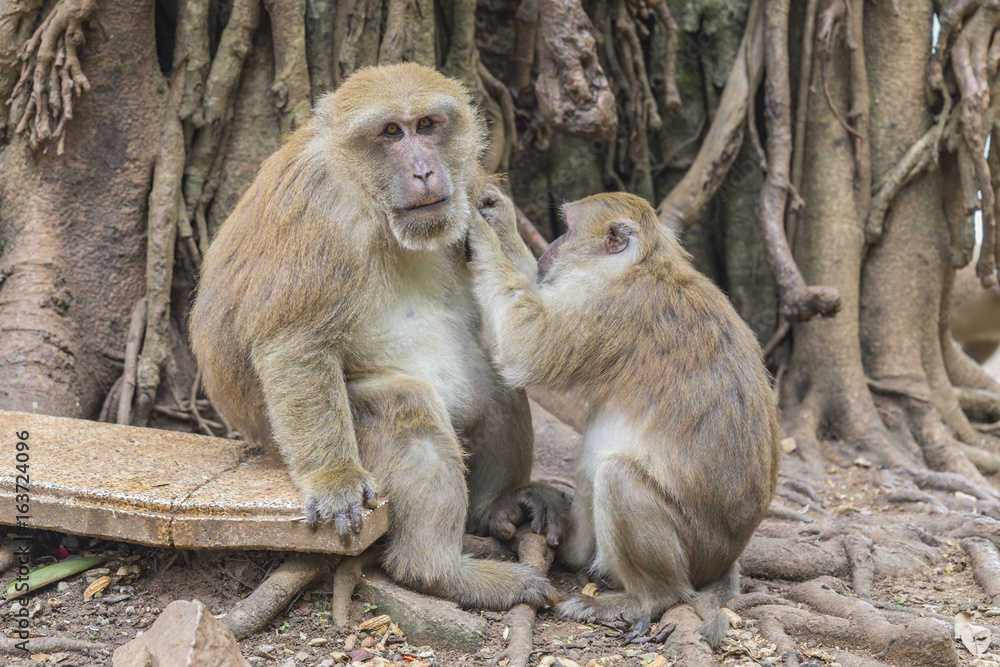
[358, 248, 493, 426]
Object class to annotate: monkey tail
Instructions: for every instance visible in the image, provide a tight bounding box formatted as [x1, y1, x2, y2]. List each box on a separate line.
[431, 555, 556, 610]
[691, 562, 740, 648]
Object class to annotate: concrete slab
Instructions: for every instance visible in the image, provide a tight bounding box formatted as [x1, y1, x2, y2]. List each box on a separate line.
[0, 410, 387, 555]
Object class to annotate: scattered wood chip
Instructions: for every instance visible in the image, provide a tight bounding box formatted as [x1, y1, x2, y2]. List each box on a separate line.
[854, 456, 872, 468]
[83, 576, 111, 599]
[722, 607, 742, 628]
[357, 614, 391, 631]
[581, 582, 599, 597]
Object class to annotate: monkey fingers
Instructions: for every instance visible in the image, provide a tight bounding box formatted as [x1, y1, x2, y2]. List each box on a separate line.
[486, 483, 569, 547]
[477, 183, 516, 231]
[302, 466, 378, 541]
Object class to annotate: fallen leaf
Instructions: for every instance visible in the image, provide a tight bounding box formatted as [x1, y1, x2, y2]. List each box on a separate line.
[956, 611, 992, 657]
[5, 556, 108, 600]
[647, 657, 667, 667]
[346, 647, 373, 663]
[83, 576, 111, 599]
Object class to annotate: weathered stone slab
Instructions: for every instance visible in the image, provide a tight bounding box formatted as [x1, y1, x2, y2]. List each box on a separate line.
[112, 599, 248, 667]
[357, 571, 488, 651]
[0, 410, 387, 554]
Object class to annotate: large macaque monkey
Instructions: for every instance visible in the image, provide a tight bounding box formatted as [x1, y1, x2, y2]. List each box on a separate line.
[189, 64, 565, 609]
[468, 186, 780, 645]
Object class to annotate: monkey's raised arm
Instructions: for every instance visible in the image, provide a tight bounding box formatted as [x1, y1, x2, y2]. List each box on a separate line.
[478, 184, 537, 280]
[251, 330, 377, 537]
[468, 213, 582, 390]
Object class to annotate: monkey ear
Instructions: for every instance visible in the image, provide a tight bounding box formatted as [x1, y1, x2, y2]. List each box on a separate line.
[605, 223, 632, 254]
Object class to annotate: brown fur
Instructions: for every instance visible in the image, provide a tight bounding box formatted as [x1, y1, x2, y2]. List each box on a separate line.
[189, 64, 564, 609]
[952, 252, 1000, 363]
[468, 186, 780, 645]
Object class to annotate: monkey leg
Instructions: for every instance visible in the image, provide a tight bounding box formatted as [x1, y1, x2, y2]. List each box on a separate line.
[556, 454, 694, 623]
[558, 474, 596, 572]
[350, 377, 555, 610]
[463, 386, 569, 546]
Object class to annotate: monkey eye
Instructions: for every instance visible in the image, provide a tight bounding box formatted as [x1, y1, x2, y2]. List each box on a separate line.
[384, 123, 403, 137]
[416, 117, 433, 131]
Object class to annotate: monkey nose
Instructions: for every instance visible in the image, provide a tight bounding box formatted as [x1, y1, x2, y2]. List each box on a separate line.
[413, 167, 434, 183]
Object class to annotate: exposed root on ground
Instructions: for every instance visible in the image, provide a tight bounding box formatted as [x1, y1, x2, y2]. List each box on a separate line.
[222, 553, 331, 640]
[491, 532, 553, 667]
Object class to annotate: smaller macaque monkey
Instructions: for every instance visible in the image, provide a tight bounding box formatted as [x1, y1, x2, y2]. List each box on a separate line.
[467, 186, 780, 647]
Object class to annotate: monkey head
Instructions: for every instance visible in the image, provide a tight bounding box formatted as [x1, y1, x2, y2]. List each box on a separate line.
[538, 192, 671, 284]
[316, 63, 487, 252]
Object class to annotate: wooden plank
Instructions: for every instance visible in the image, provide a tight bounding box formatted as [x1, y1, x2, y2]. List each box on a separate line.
[0, 410, 387, 555]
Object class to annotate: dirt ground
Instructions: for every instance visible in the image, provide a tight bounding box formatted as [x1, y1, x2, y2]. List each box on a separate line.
[0, 458, 997, 667]
[4, 364, 1000, 667]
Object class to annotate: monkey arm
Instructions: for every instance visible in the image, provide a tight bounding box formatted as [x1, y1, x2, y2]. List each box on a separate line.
[479, 183, 538, 280]
[468, 214, 563, 388]
[251, 331, 377, 536]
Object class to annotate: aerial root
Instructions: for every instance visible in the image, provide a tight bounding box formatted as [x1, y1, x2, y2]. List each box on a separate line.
[7, 0, 97, 153]
[759, 0, 842, 323]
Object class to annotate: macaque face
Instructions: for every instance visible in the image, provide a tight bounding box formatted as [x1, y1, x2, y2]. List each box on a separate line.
[378, 113, 457, 239]
[323, 63, 485, 253]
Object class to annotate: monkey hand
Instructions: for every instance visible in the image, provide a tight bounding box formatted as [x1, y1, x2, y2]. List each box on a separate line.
[484, 483, 569, 547]
[301, 465, 379, 540]
[477, 183, 517, 236]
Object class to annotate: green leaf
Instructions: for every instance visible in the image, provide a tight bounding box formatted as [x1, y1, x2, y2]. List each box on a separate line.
[5, 556, 109, 600]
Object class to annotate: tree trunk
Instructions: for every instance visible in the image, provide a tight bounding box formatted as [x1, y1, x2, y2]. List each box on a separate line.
[0, 0, 163, 417]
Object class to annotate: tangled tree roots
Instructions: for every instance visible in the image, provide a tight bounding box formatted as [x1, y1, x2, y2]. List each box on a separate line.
[7, 0, 97, 154]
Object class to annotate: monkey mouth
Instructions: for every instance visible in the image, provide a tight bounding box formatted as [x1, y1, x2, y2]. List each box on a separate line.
[407, 196, 448, 210]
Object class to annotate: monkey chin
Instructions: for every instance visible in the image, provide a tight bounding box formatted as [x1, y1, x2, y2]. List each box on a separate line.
[392, 198, 469, 252]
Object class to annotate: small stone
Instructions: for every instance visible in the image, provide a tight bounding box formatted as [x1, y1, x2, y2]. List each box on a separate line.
[319, 661, 335, 667]
[294, 651, 310, 661]
[111, 600, 248, 666]
[47, 598, 61, 609]
[309, 638, 327, 646]
[258, 645, 276, 654]
[56, 582, 71, 592]
[343, 635, 357, 651]
[360, 635, 374, 648]
[780, 437, 797, 453]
